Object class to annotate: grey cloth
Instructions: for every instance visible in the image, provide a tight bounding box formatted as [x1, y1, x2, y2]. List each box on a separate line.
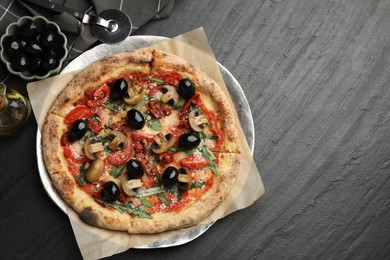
[0, 0, 174, 85]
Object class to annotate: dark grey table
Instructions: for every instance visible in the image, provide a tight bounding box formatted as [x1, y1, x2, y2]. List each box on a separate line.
[1, 0, 390, 259]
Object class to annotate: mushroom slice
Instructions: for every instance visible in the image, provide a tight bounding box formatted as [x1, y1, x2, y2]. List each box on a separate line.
[85, 159, 104, 183]
[123, 82, 145, 105]
[178, 168, 192, 190]
[84, 139, 104, 160]
[189, 110, 209, 132]
[161, 85, 179, 106]
[108, 130, 128, 151]
[151, 133, 175, 154]
[122, 179, 143, 196]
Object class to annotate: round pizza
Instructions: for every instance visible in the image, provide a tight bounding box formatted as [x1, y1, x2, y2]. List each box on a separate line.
[42, 48, 241, 234]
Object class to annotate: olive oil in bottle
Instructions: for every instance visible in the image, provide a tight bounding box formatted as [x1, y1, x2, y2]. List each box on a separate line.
[0, 82, 32, 137]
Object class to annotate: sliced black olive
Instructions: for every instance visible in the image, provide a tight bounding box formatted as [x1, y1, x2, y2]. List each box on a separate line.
[11, 53, 29, 72]
[126, 159, 144, 179]
[178, 78, 195, 100]
[110, 78, 128, 101]
[67, 119, 88, 142]
[178, 133, 201, 149]
[127, 109, 145, 130]
[103, 181, 120, 202]
[178, 168, 192, 190]
[162, 166, 179, 187]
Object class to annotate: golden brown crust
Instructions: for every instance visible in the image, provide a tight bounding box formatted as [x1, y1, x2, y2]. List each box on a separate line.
[42, 48, 242, 234]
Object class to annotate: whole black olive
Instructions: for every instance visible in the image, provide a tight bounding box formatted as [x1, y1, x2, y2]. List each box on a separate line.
[28, 56, 44, 74]
[178, 133, 201, 149]
[103, 181, 120, 202]
[162, 166, 179, 187]
[40, 31, 58, 49]
[17, 20, 44, 39]
[41, 53, 58, 71]
[127, 109, 145, 130]
[67, 119, 88, 142]
[178, 168, 191, 190]
[126, 159, 144, 179]
[11, 53, 29, 72]
[2, 36, 23, 55]
[25, 42, 43, 55]
[178, 78, 195, 100]
[110, 78, 128, 101]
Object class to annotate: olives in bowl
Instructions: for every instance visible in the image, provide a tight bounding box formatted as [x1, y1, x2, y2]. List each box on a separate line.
[0, 16, 67, 80]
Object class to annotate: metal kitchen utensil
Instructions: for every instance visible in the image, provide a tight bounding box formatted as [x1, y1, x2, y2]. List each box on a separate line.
[22, 0, 132, 44]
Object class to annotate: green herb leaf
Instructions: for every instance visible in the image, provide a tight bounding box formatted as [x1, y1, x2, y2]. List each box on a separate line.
[173, 97, 186, 110]
[142, 77, 165, 85]
[201, 146, 218, 174]
[74, 166, 87, 186]
[141, 198, 153, 208]
[136, 187, 165, 197]
[102, 103, 123, 112]
[134, 98, 148, 110]
[94, 198, 152, 219]
[147, 117, 162, 131]
[157, 193, 171, 205]
[110, 164, 125, 178]
[191, 181, 206, 189]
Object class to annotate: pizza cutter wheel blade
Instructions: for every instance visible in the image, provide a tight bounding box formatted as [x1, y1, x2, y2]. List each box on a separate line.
[89, 9, 132, 44]
[21, 1, 132, 44]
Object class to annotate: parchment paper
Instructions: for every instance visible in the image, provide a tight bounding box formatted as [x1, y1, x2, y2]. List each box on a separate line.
[27, 28, 265, 259]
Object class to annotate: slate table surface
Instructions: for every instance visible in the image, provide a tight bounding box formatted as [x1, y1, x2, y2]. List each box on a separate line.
[1, 0, 390, 259]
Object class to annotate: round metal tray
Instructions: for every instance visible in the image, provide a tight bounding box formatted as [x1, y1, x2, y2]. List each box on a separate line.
[36, 35, 254, 248]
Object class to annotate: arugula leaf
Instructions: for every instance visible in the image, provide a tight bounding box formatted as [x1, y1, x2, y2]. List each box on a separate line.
[200, 132, 219, 140]
[94, 198, 152, 219]
[201, 146, 218, 174]
[172, 97, 186, 110]
[102, 103, 123, 112]
[141, 198, 153, 208]
[134, 98, 148, 110]
[157, 193, 170, 205]
[136, 187, 165, 197]
[110, 164, 125, 178]
[147, 117, 162, 131]
[191, 181, 206, 189]
[74, 166, 86, 186]
[142, 77, 165, 84]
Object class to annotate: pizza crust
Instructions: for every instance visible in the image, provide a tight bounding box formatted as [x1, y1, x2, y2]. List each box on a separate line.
[42, 48, 242, 234]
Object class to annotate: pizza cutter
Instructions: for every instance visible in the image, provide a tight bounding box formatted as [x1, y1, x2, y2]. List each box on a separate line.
[22, 0, 132, 44]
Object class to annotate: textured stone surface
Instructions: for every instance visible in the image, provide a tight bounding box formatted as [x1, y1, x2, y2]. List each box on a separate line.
[1, 0, 390, 259]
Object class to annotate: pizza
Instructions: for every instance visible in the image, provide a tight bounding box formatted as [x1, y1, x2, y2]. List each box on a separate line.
[42, 48, 241, 234]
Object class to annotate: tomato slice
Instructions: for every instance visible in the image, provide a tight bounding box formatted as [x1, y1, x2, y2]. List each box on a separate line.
[131, 133, 155, 143]
[181, 155, 209, 169]
[86, 84, 111, 108]
[63, 146, 90, 164]
[153, 70, 182, 85]
[107, 145, 133, 166]
[86, 117, 102, 134]
[64, 106, 94, 125]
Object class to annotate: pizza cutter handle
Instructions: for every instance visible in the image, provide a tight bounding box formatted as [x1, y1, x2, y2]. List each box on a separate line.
[22, 0, 84, 20]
